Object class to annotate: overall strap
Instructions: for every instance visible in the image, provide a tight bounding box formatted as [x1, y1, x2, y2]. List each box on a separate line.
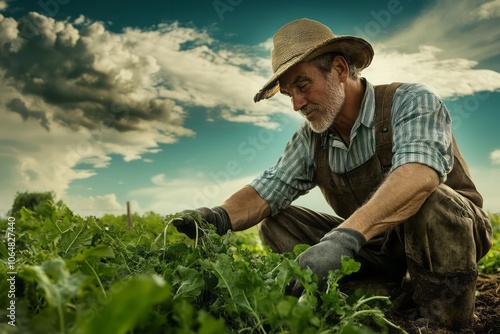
[314, 132, 330, 185]
[374, 82, 402, 172]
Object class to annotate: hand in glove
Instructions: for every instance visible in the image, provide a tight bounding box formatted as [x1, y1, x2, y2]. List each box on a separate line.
[173, 206, 232, 238]
[287, 228, 366, 297]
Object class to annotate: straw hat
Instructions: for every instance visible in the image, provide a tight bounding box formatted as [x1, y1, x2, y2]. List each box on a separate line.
[254, 18, 374, 102]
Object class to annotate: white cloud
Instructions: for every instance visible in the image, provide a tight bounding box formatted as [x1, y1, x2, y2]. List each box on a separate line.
[131, 173, 255, 215]
[63, 193, 126, 217]
[123, 24, 289, 127]
[151, 173, 169, 186]
[0, 13, 195, 138]
[382, 0, 500, 65]
[259, 37, 273, 51]
[0, 86, 187, 217]
[0, 98, 94, 216]
[478, 0, 500, 19]
[0, 12, 289, 136]
[61, 193, 144, 217]
[363, 44, 500, 98]
[0, 14, 17, 46]
[491, 149, 500, 165]
[73, 14, 87, 25]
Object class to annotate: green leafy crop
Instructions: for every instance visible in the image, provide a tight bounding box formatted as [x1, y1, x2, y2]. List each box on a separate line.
[0, 198, 410, 333]
[478, 213, 500, 274]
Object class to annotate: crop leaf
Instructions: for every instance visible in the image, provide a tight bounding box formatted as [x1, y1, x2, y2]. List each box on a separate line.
[20, 257, 85, 307]
[20, 258, 86, 333]
[172, 265, 205, 300]
[80, 275, 171, 334]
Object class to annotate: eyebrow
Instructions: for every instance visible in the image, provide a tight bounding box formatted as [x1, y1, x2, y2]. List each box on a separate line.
[280, 75, 309, 94]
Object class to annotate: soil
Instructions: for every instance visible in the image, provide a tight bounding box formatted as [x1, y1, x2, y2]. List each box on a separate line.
[386, 273, 500, 334]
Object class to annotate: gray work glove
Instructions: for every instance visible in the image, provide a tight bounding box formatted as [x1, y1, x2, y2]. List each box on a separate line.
[287, 228, 366, 297]
[173, 206, 232, 238]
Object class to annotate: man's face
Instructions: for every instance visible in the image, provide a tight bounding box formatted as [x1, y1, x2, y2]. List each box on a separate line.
[279, 60, 345, 133]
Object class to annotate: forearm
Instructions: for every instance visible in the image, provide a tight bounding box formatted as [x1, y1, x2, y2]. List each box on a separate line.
[221, 185, 271, 231]
[338, 163, 439, 240]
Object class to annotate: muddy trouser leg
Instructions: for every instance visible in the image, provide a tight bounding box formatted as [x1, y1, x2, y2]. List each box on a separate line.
[404, 184, 493, 330]
[258, 205, 341, 254]
[258, 205, 408, 288]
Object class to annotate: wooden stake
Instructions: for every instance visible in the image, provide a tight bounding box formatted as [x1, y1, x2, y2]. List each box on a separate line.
[127, 201, 132, 230]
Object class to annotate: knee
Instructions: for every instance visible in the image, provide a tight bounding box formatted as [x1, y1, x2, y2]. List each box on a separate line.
[404, 183, 495, 271]
[407, 184, 472, 234]
[404, 185, 478, 269]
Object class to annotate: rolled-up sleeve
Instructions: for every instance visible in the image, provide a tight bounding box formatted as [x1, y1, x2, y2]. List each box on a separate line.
[390, 84, 453, 182]
[250, 124, 316, 216]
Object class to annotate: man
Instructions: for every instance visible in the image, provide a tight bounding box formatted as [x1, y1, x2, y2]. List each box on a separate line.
[174, 18, 492, 330]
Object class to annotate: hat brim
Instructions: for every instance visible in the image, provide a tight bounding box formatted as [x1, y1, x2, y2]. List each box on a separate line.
[253, 36, 373, 102]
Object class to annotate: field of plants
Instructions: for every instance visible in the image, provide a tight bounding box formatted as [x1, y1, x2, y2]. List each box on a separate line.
[1, 193, 499, 334]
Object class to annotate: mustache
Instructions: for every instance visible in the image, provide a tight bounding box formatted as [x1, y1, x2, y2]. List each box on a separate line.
[300, 105, 319, 116]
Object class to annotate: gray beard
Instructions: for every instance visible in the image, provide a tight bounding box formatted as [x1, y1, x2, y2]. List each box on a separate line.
[302, 74, 345, 133]
[308, 110, 335, 133]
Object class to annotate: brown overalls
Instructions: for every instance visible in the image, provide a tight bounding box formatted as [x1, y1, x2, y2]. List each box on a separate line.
[258, 83, 493, 329]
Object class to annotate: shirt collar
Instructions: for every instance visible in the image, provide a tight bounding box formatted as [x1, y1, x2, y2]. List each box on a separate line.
[346, 78, 375, 139]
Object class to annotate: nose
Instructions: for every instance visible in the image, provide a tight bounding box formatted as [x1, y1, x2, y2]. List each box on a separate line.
[291, 92, 307, 111]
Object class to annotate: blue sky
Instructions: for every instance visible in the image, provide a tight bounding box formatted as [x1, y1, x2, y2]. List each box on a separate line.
[0, 0, 499, 217]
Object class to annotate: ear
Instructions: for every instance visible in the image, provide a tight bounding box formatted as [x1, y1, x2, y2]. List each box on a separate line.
[331, 55, 349, 82]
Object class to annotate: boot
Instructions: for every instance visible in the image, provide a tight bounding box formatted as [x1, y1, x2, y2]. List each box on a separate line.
[407, 259, 477, 330]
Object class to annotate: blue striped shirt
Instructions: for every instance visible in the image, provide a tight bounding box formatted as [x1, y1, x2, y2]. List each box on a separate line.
[250, 80, 453, 216]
